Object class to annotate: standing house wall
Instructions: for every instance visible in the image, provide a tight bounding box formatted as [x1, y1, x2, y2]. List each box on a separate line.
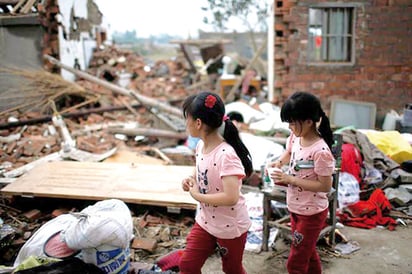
[0, 15, 43, 112]
[274, 0, 412, 126]
[0, 0, 102, 112]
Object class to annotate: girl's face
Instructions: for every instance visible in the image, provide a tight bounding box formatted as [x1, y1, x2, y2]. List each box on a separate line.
[186, 115, 201, 138]
[288, 120, 313, 137]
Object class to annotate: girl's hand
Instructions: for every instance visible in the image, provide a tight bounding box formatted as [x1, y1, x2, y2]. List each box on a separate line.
[189, 182, 200, 197]
[272, 169, 292, 186]
[265, 160, 283, 178]
[182, 176, 195, 192]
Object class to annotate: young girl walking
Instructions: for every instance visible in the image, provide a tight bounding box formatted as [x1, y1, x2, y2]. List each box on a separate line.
[269, 91, 335, 274]
[179, 91, 253, 274]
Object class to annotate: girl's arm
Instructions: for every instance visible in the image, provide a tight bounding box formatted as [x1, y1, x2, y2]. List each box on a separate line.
[273, 144, 335, 192]
[274, 171, 332, 192]
[189, 175, 240, 206]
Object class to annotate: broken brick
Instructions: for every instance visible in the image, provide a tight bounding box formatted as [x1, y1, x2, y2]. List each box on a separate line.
[131, 237, 158, 253]
[22, 209, 41, 221]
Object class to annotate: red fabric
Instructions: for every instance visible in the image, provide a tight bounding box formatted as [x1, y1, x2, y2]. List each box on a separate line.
[315, 36, 322, 48]
[341, 143, 363, 183]
[43, 231, 79, 258]
[338, 189, 397, 231]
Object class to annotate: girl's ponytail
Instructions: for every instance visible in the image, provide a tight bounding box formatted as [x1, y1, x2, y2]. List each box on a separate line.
[223, 119, 253, 178]
[318, 111, 333, 150]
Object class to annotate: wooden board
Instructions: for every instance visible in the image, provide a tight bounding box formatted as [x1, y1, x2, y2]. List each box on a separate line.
[1, 161, 197, 210]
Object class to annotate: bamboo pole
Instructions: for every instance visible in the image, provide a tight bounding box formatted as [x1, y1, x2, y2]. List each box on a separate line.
[43, 55, 184, 118]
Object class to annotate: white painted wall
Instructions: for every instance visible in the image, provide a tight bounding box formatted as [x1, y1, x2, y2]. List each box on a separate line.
[57, 0, 97, 81]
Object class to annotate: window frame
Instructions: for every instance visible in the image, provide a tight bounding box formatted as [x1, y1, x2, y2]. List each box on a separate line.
[306, 3, 358, 66]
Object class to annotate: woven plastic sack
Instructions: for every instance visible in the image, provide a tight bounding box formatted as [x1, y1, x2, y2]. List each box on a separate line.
[62, 199, 133, 274]
[63, 199, 133, 249]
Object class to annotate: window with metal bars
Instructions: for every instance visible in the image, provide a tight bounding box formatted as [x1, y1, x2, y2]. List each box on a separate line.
[308, 7, 355, 64]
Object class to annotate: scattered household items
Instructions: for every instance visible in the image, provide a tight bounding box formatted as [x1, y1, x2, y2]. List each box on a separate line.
[225, 101, 289, 133]
[13, 257, 105, 274]
[401, 103, 412, 127]
[382, 110, 401, 131]
[244, 192, 279, 253]
[334, 240, 361, 255]
[338, 172, 360, 209]
[338, 189, 397, 231]
[360, 129, 412, 164]
[240, 132, 285, 172]
[13, 199, 133, 274]
[377, 105, 412, 133]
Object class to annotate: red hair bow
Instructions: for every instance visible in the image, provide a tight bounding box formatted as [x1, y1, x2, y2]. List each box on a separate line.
[204, 95, 217, 108]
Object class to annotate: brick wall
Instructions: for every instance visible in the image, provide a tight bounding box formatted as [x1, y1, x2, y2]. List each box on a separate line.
[274, 0, 412, 127]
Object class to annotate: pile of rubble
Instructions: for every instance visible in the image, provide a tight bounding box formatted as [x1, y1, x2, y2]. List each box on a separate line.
[0, 45, 207, 268]
[0, 46, 201, 175]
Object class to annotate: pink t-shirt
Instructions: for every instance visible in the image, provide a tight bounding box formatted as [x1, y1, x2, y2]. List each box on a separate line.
[285, 134, 335, 216]
[194, 141, 251, 239]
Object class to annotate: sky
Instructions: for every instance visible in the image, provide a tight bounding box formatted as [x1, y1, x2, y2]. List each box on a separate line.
[94, 0, 214, 38]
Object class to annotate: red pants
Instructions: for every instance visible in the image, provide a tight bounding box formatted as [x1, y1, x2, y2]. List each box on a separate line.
[179, 222, 247, 274]
[287, 209, 328, 274]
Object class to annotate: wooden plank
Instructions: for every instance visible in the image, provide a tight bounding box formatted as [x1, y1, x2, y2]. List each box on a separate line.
[1, 161, 197, 210]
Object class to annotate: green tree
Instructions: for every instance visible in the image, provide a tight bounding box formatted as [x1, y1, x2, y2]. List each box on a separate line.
[201, 0, 269, 79]
[201, 0, 268, 32]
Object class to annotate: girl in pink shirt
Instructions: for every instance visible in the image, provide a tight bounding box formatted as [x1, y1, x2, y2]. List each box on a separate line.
[179, 91, 253, 274]
[269, 91, 335, 274]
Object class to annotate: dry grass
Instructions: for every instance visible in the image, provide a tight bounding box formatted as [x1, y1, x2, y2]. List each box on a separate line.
[0, 68, 101, 116]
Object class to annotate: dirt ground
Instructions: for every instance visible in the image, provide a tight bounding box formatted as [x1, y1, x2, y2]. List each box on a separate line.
[2, 197, 411, 274]
[201, 223, 412, 274]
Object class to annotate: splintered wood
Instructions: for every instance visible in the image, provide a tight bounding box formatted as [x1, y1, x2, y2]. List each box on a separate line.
[1, 161, 197, 210]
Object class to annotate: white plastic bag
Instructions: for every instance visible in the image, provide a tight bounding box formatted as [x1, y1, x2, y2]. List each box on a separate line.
[338, 172, 360, 209]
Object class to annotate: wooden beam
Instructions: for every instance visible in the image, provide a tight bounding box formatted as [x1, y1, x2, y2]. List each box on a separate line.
[179, 43, 197, 74]
[225, 36, 268, 102]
